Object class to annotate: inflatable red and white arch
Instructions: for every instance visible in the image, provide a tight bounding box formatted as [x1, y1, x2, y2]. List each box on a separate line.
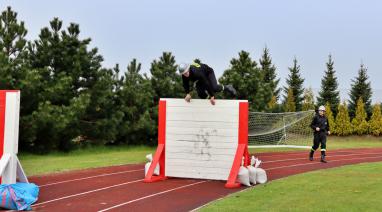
[144, 98, 249, 188]
[0, 90, 27, 184]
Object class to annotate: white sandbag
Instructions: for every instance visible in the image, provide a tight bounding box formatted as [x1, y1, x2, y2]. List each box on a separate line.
[144, 154, 159, 176]
[255, 168, 267, 184]
[247, 165, 257, 185]
[250, 156, 256, 166]
[238, 166, 251, 186]
[144, 162, 160, 176]
[237, 157, 251, 186]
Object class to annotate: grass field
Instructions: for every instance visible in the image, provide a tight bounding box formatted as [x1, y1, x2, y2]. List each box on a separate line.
[19, 145, 155, 176]
[199, 161, 382, 212]
[19, 136, 382, 176]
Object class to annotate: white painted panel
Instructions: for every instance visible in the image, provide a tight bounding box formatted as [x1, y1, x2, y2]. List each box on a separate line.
[4, 92, 20, 154]
[167, 140, 237, 148]
[167, 133, 237, 142]
[167, 120, 238, 129]
[166, 127, 238, 137]
[163, 98, 246, 108]
[164, 98, 244, 180]
[166, 112, 238, 122]
[166, 167, 231, 181]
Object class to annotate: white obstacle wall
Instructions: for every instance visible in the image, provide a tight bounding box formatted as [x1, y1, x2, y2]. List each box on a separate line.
[164, 99, 246, 181]
[0, 91, 27, 184]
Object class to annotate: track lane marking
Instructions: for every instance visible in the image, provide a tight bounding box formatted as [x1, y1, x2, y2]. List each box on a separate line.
[34, 179, 143, 206]
[98, 180, 210, 212]
[39, 169, 144, 187]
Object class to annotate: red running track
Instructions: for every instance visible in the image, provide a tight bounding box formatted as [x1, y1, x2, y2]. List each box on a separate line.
[19, 148, 382, 212]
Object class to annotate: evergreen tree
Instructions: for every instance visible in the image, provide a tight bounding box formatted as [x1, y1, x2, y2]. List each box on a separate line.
[219, 50, 272, 111]
[284, 58, 304, 111]
[317, 55, 340, 115]
[284, 88, 296, 112]
[369, 103, 382, 136]
[259, 47, 280, 100]
[150, 52, 182, 104]
[325, 102, 336, 135]
[351, 98, 369, 135]
[23, 18, 106, 152]
[0, 6, 28, 89]
[348, 64, 372, 118]
[335, 102, 352, 136]
[116, 59, 155, 145]
[302, 87, 315, 111]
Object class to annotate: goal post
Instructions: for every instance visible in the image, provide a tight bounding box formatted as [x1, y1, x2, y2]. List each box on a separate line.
[248, 110, 315, 149]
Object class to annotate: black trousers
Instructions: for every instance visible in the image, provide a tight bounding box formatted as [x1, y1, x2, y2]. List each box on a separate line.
[195, 71, 223, 99]
[312, 132, 327, 152]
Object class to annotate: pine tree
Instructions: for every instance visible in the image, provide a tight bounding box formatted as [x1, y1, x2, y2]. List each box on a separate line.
[317, 54, 340, 115]
[259, 47, 280, 100]
[150, 52, 183, 104]
[284, 88, 296, 112]
[325, 102, 336, 135]
[284, 58, 304, 111]
[219, 50, 272, 111]
[351, 98, 369, 135]
[116, 59, 155, 145]
[369, 103, 382, 136]
[348, 64, 372, 118]
[335, 102, 352, 136]
[302, 87, 315, 111]
[0, 7, 27, 58]
[0, 6, 28, 89]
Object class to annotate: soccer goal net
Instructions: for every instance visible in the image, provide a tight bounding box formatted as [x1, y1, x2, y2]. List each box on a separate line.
[248, 110, 315, 149]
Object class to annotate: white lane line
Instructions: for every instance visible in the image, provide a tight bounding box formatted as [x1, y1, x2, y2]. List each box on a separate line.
[34, 179, 143, 206]
[98, 180, 209, 212]
[266, 155, 382, 170]
[262, 152, 382, 164]
[39, 169, 144, 187]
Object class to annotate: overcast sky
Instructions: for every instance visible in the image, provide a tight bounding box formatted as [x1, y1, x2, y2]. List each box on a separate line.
[2, 0, 381, 102]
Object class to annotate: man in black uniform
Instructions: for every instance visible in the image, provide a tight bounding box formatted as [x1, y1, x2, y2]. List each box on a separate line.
[309, 105, 331, 163]
[178, 62, 237, 105]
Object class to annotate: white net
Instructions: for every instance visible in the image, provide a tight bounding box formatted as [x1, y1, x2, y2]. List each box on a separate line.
[248, 110, 315, 148]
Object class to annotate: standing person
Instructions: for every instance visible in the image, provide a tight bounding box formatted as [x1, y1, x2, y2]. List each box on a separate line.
[178, 62, 237, 105]
[309, 105, 331, 163]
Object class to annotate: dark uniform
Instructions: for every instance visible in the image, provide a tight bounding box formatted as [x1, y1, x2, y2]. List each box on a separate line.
[182, 63, 223, 99]
[310, 113, 330, 162]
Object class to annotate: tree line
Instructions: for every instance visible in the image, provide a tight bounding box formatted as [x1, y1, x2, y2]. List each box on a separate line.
[0, 7, 381, 153]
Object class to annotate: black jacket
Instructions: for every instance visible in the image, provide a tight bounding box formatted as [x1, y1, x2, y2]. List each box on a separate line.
[311, 114, 330, 133]
[182, 63, 215, 97]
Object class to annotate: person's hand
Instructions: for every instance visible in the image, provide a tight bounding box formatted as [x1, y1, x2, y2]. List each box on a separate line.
[185, 94, 191, 102]
[210, 96, 216, 105]
[327, 131, 331, 135]
[316, 127, 320, 132]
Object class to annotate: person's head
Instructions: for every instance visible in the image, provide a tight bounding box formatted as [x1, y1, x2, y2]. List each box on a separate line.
[178, 63, 190, 77]
[318, 105, 326, 116]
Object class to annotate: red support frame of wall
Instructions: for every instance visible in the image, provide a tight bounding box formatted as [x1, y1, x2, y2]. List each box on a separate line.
[225, 101, 249, 188]
[144, 100, 167, 182]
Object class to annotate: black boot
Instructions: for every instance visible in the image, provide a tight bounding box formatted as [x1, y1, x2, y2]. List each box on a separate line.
[224, 85, 237, 97]
[321, 152, 327, 163]
[309, 150, 314, 161]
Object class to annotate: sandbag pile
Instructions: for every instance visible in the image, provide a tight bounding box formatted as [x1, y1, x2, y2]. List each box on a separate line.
[237, 156, 267, 186]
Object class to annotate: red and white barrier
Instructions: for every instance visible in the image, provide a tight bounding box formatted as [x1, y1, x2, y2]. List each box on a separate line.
[144, 98, 249, 188]
[0, 90, 28, 184]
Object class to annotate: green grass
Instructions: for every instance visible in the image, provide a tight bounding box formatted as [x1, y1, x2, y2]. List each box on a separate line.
[19, 145, 155, 176]
[200, 162, 382, 212]
[250, 136, 382, 153]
